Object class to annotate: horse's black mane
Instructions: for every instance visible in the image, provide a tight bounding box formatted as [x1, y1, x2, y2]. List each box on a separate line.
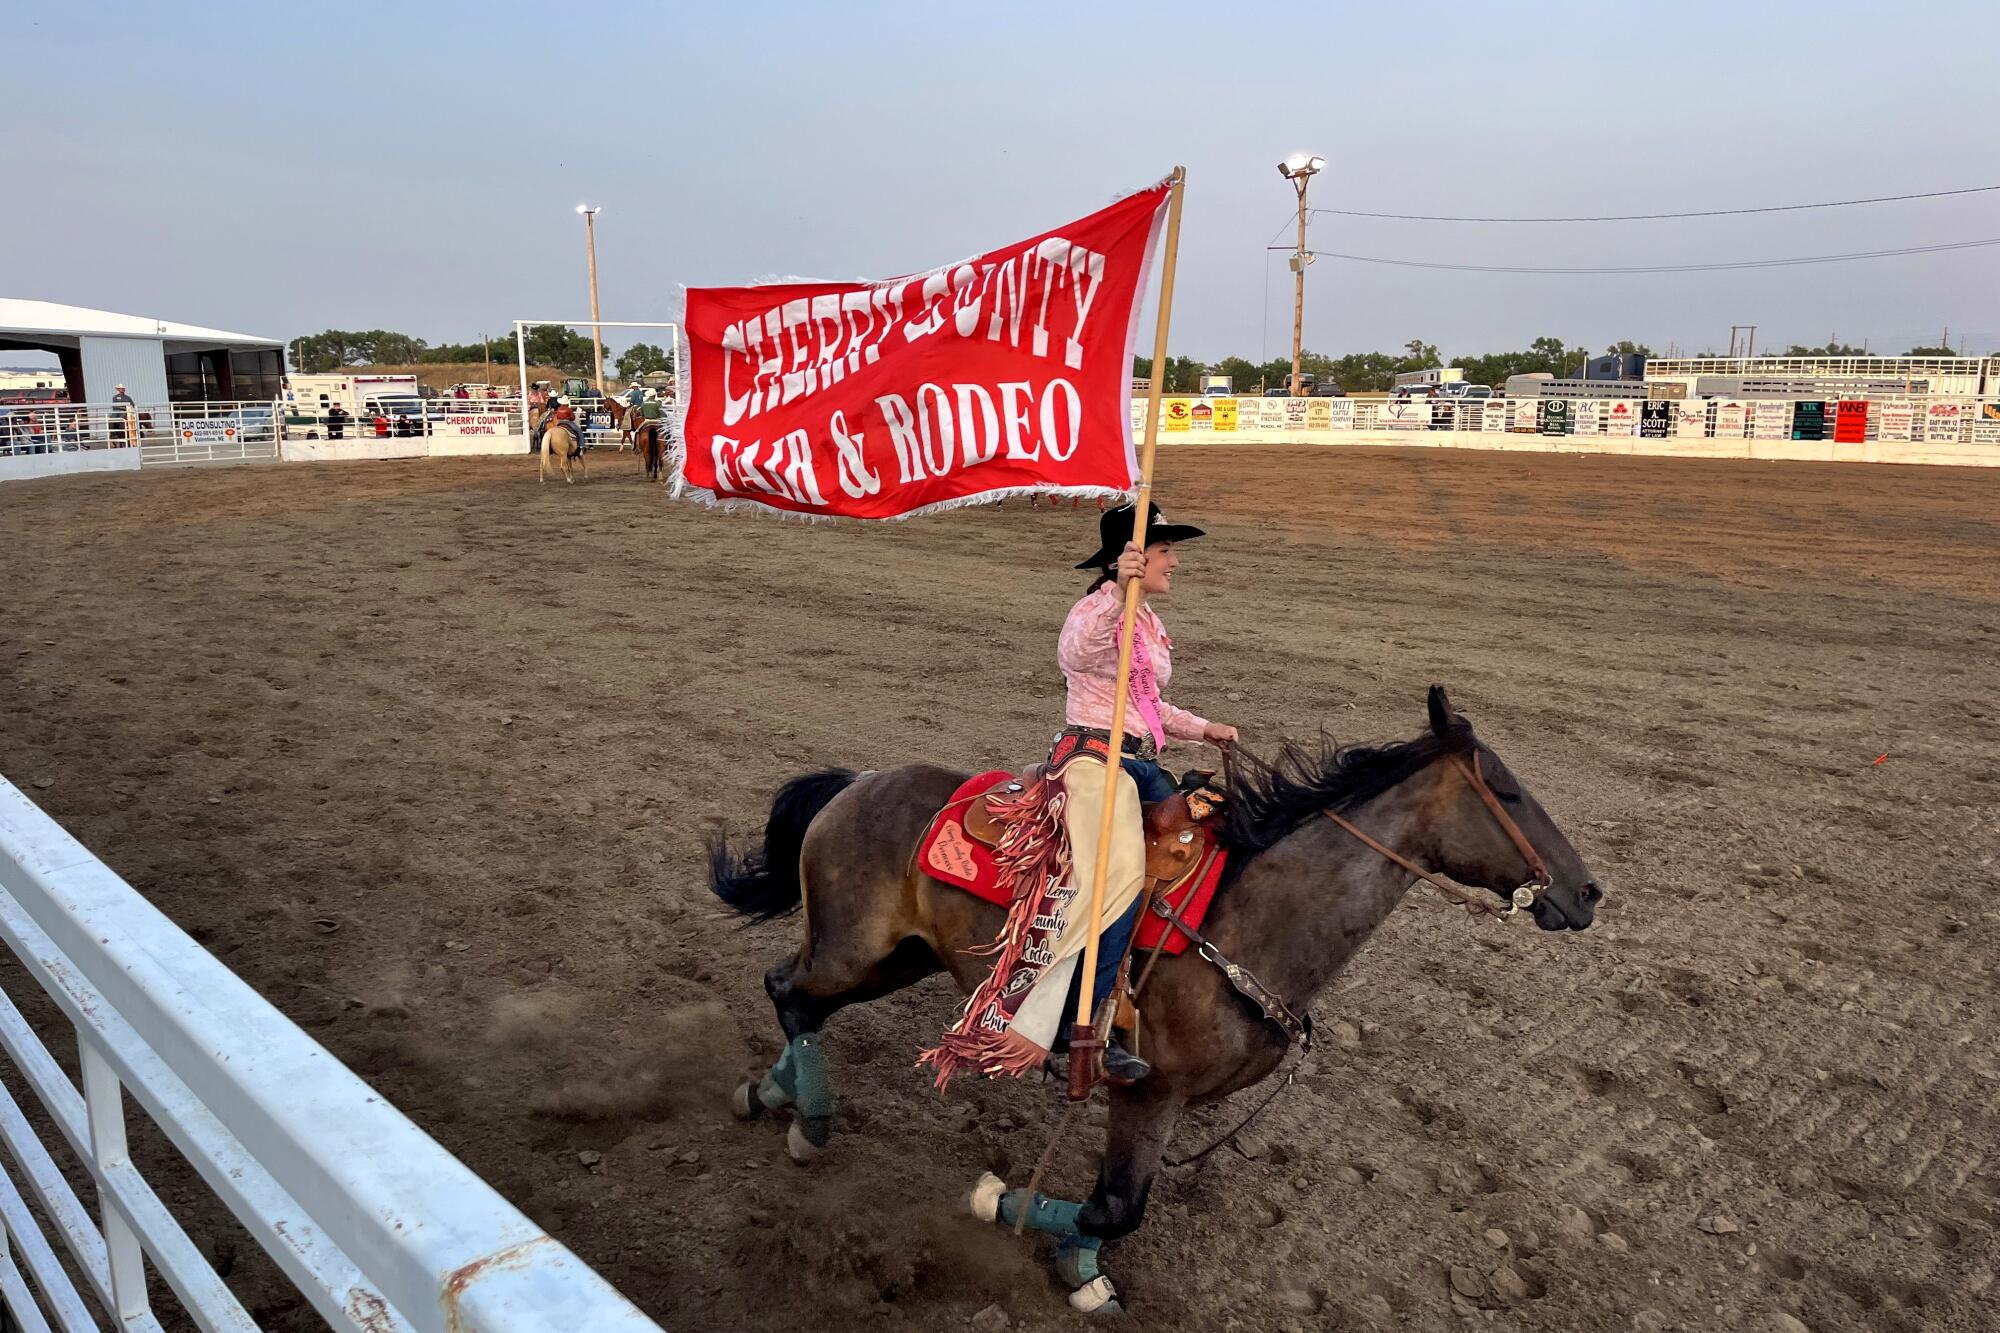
[1221, 717, 1474, 864]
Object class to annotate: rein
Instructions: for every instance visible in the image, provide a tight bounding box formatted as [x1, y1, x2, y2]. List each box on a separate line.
[1321, 751, 1550, 919]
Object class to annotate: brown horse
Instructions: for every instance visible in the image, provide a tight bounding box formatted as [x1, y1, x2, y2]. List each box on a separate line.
[709, 686, 1602, 1312]
[634, 420, 666, 482]
[613, 400, 646, 448]
[538, 420, 587, 484]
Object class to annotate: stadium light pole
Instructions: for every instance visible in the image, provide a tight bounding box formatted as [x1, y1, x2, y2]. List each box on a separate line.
[1277, 154, 1325, 396]
[577, 204, 605, 393]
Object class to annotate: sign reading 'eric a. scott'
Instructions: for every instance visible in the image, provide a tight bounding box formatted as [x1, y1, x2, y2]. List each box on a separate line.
[678, 180, 1172, 517]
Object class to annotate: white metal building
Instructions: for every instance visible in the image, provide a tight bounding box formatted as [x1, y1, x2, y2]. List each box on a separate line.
[0, 298, 284, 405]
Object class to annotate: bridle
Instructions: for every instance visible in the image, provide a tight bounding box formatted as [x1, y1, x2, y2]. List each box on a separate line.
[1157, 748, 1555, 1168]
[1321, 749, 1553, 919]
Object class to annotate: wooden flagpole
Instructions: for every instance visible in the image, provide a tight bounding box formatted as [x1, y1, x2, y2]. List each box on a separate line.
[1068, 166, 1187, 1100]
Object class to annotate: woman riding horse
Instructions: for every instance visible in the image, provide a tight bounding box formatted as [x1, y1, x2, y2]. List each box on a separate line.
[920, 502, 1238, 1088]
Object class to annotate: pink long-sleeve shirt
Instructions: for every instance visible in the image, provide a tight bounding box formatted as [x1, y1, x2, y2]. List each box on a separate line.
[1058, 583, 1209, 746]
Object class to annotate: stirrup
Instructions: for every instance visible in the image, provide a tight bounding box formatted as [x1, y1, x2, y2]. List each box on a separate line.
[1103, 1037, 1151, 1086]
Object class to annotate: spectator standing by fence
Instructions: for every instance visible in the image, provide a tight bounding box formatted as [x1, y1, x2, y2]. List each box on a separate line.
[110, 383, 136, 447]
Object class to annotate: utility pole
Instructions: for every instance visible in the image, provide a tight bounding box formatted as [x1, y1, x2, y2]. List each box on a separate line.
[577, 204, 605, 393]
[1277, 154, 1325, 395]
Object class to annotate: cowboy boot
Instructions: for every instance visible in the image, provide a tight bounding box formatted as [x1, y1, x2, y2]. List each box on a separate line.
[1103, 1034, 1151, 1085]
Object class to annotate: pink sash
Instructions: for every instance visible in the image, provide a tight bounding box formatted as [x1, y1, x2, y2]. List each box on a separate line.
[1119, 618, 1169, 753]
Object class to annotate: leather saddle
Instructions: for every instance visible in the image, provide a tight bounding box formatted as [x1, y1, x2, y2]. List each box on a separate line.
[962, 767, 1224, 891]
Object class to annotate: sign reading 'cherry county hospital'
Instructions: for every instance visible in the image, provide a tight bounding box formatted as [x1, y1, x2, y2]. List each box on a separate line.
[679, 181, 1171, 517]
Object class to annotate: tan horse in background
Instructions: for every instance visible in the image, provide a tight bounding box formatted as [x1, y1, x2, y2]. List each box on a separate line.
[539, 420, 587, 484]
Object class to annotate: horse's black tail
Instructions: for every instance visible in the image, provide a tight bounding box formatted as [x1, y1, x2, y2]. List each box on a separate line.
[707, 769, 859, 923]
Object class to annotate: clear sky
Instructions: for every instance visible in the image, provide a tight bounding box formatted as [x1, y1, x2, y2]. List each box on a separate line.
[6, 0, 1997, 365]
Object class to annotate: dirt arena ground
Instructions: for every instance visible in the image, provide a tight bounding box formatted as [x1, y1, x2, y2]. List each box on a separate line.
[2, 444, 1996, 1332]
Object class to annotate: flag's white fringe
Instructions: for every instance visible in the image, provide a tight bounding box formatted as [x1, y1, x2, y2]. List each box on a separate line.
[669, 480, 1132, 524]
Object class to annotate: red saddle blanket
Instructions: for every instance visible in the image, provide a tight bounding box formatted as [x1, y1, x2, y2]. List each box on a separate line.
[917, 770, 1227, 956]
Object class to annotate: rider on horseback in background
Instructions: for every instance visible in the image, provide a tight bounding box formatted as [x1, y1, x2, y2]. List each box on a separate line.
[551, 395, 579, 447]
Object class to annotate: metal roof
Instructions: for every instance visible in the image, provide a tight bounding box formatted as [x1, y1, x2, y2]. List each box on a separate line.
[0, 298, 277, 347]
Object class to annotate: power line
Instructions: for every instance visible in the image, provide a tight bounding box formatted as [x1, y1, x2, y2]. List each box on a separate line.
[1264, 237, 2000, 274]
[1306, 183, 2000, 224]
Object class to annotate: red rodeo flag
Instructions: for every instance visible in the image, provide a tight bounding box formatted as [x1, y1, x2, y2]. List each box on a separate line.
[677, 178, 1172, 518]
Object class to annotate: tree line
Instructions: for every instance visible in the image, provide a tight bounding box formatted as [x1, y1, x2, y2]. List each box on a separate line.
[287, 327, 1967, 391]
[286, 328, 673, 380]
[1134, 339, 1963, 393]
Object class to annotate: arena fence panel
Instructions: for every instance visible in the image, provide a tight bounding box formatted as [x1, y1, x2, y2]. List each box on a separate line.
[0, 775, 665, 1333]
[0, 400, 281, 466]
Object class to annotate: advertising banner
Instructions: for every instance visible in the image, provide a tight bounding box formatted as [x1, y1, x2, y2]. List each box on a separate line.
[1213, 398, 1239, 432]
[1713, 401, 1747, 437]
[1574, 400, 1602, 435]
[1603, 400, 1639, 437]
[1305, 399, 1335, 429]
[1877, 403, 1916, 441]
[1282, 397, 1310, 431]
[1189, 399, 1213, 431]
[1832, 399, 1869, 444]
[1538, 399, 1571, 435]
[1790, 401, 1826, 440]
[1640, 401, 1672, 438]
[1924, 400, 1967, 442]
[1377, 399, 1429, 430]
[178, 418, 238, 445]
[1323, 398, 1354, 429]
[1163, 398, 1191, 432]
[1673, 401, 1710, 438]
[433, 411, 510, 437]
[1751, 402, 1789, 440]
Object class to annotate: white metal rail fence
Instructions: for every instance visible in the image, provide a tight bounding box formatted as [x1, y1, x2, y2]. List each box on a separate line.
[0, 775, 665, 1333]
[0, 401, 280, 467]
[0, 399, 545, 467]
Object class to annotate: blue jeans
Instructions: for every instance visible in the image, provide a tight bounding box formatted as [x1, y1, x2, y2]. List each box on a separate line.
[1121, 757, 1176, 803]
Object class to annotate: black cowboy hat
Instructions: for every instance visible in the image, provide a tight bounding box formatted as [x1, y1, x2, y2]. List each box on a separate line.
[1074, 501, 1206, 570]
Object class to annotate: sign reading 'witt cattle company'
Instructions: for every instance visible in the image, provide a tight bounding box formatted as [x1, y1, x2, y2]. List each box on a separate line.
[678, 181, 1172, 517]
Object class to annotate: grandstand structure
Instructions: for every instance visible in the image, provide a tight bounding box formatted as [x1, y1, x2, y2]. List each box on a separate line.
[1643, 355, 1995, 398]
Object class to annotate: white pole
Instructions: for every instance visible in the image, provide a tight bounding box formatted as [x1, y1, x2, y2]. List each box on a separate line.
[515, 322, 531, 446]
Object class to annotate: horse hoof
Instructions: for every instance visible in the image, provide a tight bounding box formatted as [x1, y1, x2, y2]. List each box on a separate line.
[1069, 1277, 1121, 1315]
[786, 1118, 825, 1164]
[731, 1081, 763, 1121]
[968, 1171, 1007, 1224]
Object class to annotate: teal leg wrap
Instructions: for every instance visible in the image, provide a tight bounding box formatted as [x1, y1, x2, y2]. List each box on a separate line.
[791, 1034, 834, 1120]
[756, 1039, 798, 1110]
[1054, 1235, 1104, 1287]
[996, 1189, 1082, 1239]
[759, 1034, 834, 1118]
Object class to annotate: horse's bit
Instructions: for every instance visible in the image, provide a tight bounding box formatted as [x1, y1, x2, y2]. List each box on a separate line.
[1322, 750, 1553, 919]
